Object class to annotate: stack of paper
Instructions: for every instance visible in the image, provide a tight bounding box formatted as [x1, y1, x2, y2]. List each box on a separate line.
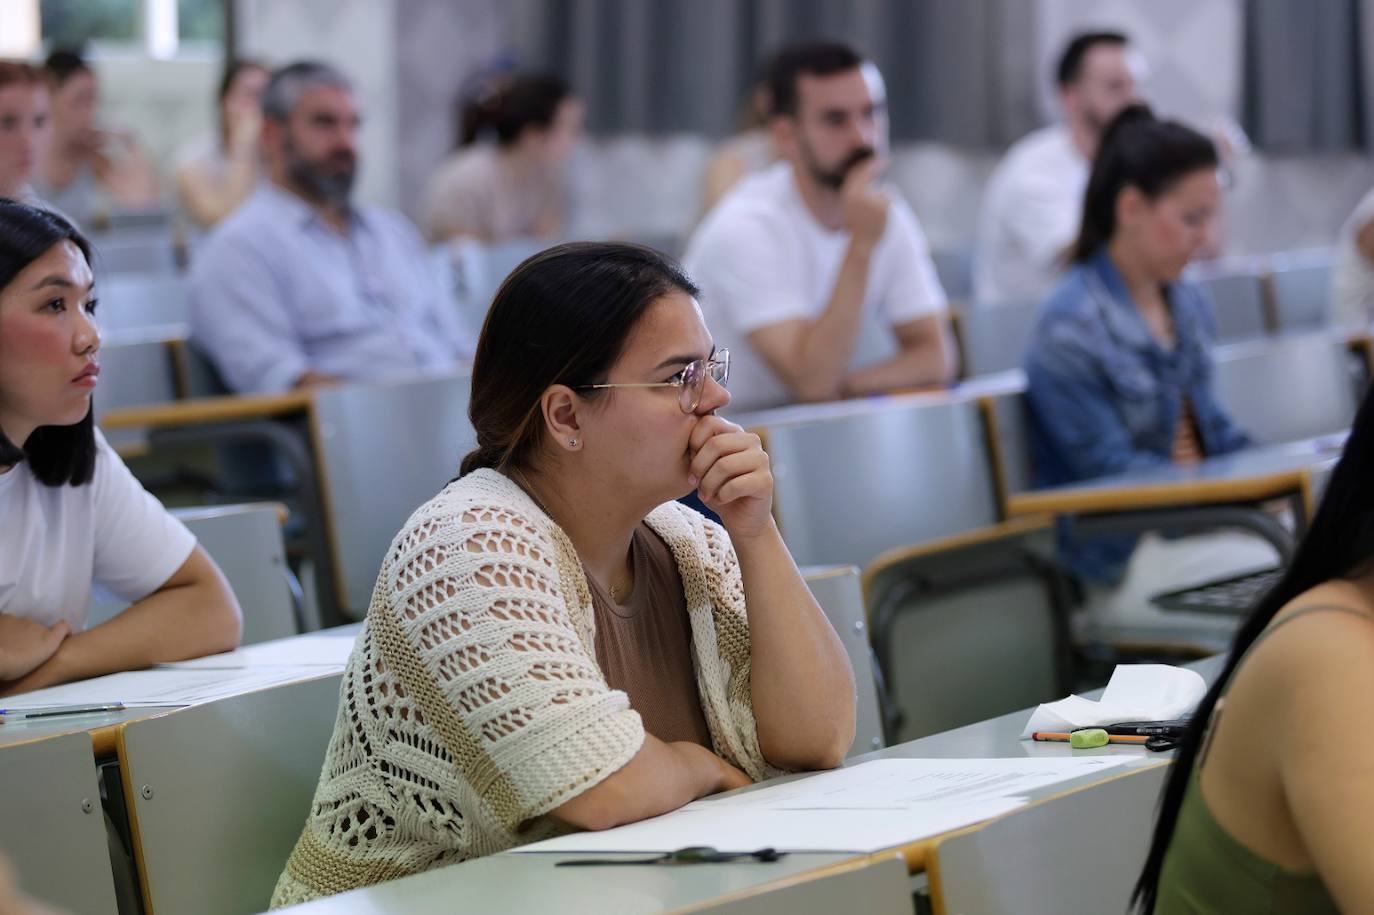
[1020, 664, 1206, 738]
[514, 757, 1128, 854]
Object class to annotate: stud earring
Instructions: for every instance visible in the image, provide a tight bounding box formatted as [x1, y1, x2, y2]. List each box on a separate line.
[569, 438, 578, 447]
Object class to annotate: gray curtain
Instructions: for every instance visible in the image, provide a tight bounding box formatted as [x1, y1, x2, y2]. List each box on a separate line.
[1243, 0, 1367, 151]
[505, 0, 1039, 147]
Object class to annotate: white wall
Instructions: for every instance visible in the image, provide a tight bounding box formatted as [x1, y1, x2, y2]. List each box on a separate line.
[95, 54, 219, 185]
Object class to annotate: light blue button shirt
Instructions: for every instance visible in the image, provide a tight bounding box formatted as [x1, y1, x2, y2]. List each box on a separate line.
[189, 183, 472, 394]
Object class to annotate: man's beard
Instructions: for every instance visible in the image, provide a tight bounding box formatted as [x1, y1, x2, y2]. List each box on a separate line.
[284, 136, 356, 206]
[802, 141, 876, 191]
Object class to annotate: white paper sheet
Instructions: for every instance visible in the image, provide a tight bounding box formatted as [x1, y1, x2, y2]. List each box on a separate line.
[0, 666, 331, 710]
[514, 757, 1127, 855]
[156, 634, 357, 670]
[1020, 663, 1207, 738]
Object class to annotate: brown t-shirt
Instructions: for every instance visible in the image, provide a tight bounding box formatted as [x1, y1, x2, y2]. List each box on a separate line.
[587, 523, 714, 749]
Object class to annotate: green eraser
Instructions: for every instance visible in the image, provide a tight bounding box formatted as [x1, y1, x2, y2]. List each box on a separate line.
[1070, 728, 1109, 749]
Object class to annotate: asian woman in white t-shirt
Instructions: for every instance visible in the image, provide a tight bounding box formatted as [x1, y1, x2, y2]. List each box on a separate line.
[0, 199, 242, 695]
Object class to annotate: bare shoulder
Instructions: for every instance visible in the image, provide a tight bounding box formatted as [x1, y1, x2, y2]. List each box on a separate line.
[1242, 581, 1374, 717]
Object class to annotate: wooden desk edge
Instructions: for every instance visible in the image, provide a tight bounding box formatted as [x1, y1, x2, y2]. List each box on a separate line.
[1005, 470, 1309, 518]
[101, 391, 314, 431]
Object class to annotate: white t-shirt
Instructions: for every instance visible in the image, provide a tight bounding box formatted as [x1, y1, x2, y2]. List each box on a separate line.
[682, 162, 948, 413]
[1332, 186, 1374, 328]
[0, 429, 196, 631]
[973, 125, 1089, 307]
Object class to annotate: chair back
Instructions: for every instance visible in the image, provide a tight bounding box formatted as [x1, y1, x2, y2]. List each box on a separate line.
[1212, 333, 1360, 444]
[119, 675, 341, 915]
[754, 396, 1000, 568]
[956, 300, 1040, 378]
[801, 565, 885, 756]
[311, 372, 478, 617]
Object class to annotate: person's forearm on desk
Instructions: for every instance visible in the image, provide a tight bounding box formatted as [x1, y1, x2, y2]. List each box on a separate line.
[0, 547, 241, 695]
[551, 736, 751, 831]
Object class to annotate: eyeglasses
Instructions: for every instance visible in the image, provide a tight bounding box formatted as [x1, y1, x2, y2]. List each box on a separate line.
[574, 349, 729, 414]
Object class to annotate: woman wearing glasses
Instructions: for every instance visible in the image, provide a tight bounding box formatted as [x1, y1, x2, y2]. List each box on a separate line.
[273, 242, 856, 905]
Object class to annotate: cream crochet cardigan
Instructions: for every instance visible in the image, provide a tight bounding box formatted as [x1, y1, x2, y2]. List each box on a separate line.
[271, 469, 781, 906]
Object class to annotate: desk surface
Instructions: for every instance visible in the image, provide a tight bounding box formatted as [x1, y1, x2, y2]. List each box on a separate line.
[279, 851, 871, 915]
[0, 624, 362, 754]
[274, 655, 1224, 913]
[733, 370, 1026, 430]
[1007, 437, 1343, 517]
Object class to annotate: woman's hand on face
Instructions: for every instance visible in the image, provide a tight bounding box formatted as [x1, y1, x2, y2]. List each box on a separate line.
[0, 614, 69, 682]
[688, 415, 775, 540]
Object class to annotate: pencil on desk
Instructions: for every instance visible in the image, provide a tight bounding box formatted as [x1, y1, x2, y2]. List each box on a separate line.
[1031, 731, 1149, 745]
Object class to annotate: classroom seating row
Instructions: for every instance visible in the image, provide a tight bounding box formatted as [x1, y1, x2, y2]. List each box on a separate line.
[94, 326, 1364, 742]
[1, 621, 1218, 915]
[948, 247, 1342, 379]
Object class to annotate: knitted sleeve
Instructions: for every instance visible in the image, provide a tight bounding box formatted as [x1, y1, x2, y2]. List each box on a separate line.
[688, 508, 787, 782]
[374, 497, 646, 831]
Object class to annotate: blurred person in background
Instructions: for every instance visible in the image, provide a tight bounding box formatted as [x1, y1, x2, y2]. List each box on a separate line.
[422, 72, 583, 244]
[974, 31, 1142, 307]
[35, 48, 161, 226]
[700, 57, 779, 217]
[176, 58, 270, 229]
[0, 61, 51, 206]
[684, 41, 956, 413]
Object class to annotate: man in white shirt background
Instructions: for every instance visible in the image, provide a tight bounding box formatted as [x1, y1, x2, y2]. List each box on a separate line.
[973, 32, 1143, 308]
[683, 42, 956, 414]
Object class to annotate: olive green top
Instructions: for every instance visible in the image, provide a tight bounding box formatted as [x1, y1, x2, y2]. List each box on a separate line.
[1153, 605, 1370, 913]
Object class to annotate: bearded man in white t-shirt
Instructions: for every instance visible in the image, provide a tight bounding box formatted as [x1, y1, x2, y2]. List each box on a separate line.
[683, 42, 957, 414]
[972, 32, 1143, 308]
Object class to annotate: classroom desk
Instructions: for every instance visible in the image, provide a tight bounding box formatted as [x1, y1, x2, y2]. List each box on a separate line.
[0, 624, 362, 915]
[271, 656, 1223, 915]
[1005, 436, 1343, 523]
[276, 851, 893, 915]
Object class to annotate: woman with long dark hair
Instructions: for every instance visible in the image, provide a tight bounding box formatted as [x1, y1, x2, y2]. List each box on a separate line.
[272, 241, 856, 906]
[0, 199, 241, 693]
[1135, 382, 1374, 912]
[421, 73, 583, 243]
[1024, 104, 1276, 630]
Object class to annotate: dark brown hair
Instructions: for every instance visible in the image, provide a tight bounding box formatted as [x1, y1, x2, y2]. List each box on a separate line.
[1069, 104, 1219, 263]
[0, 199, 97, 485]
[459, 242, 698, 476]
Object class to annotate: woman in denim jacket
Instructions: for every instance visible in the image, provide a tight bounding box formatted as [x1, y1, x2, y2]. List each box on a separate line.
[1024, 105, 1278, 628]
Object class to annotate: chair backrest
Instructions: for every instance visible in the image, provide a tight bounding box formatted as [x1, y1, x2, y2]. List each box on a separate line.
[88, 503, 300, 643]
[956, 300, 1040, 378]
[176, 503, 300, 643]
[1268, 255, 1335, 331]
[119, 674, 341, 915]
[94, 334, 182, 416]
[1196, 271, 1268, 342]
[311, 372, 478, 617]
[0, 733, 119, 915]
[801, 565, 884, 756]
[98, 272, 191, 336]
[1212, 333, 1360, 444]
[443, 238, 547, 338]
[981, 391, 1036, 507]
[756, 396, 1000, 568]
[88, 227, 180, 275]
[931, 247, 975, 301]
[930, 764, 1168, 915]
